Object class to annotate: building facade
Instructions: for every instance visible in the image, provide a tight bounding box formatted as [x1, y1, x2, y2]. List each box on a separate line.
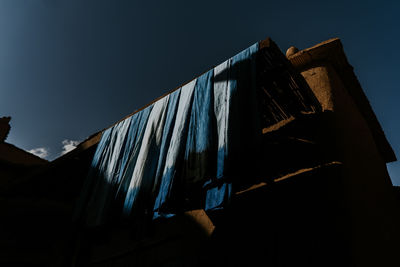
[0, 38, 398, 267]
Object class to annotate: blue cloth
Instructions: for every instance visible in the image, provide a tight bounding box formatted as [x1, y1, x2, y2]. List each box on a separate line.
[205, 43, 259, 210]
[151, 90, 181, 218]
[184, 69, 215, 183]
[122, 97, 169, 215]
[83, 107, 153, 226]
[153, 79, 197, 217]
[115, 107, 153, 202]
[78, 43, 261, 225]
[83, 118, 132, 225]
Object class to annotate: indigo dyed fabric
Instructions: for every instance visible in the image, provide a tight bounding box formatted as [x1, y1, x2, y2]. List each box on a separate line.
[183, 69, 215, 183]
[85, 118, 132, 224]
[153, 79, 197, 218]
[114, 107, 153, 203]
[205, 43, 259, 210]
[78, 43, 260, 226]
[85, 108, 153, 226]
[123, 97, 169, 215]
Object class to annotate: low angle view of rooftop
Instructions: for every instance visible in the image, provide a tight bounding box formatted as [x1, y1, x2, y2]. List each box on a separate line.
[1, 1, 399, 266]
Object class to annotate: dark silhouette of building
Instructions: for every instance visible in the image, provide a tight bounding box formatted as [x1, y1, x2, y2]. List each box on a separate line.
[0, 117, 47, 186]
[0, 38, 399, 267]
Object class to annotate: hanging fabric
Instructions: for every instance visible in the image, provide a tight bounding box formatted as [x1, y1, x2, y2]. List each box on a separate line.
[77, 42, 263, 226]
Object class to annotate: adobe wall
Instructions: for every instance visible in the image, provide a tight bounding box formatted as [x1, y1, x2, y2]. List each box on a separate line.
[288, 39, 400, 267]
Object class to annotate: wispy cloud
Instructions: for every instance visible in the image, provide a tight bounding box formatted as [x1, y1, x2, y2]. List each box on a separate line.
[60, 139, 80, 156]
[28, 147, 49, 159]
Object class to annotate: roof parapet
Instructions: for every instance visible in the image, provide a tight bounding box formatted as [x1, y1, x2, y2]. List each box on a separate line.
[287, 38, 396, 163]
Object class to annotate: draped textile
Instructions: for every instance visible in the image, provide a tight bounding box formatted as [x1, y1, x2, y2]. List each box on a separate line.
[205, 43, 259, 210]
[78, 43, 261, 226]
[152, 79, 197, 218]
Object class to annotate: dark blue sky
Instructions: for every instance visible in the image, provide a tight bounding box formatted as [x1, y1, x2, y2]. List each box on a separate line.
[1, 0, 399, 184]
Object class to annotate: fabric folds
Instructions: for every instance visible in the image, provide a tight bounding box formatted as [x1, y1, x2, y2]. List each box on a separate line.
[153, 79, 197, 217]
[205, 43, 259, 210]
[123, 97, 169, 215]
[77, 43, 261, 226]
